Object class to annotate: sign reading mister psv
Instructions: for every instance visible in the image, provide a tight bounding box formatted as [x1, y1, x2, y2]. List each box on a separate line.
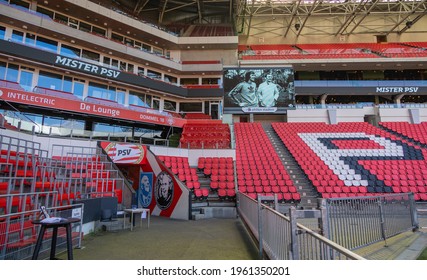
[55, 56, 121, 78]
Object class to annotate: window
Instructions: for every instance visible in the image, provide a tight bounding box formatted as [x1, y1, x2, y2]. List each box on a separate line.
[152, 98, 160, 110]
[79, 22, 92, 33]
[142, 44, 151, 52]
[146, 95, 152, 108]
[92, 26, 106, 37]
[36, 7, 54, 19]
[68, 18, 78, 29]
[36, 36, 58, 52]
[180, 102, 203, 112]
[112, 33, 124, 44]
[129, 91, 148, 107]
[88, 82, 116, 101]
[37, 71, 63, 90]
[116, 88, 126, 105]
[88, 82, 109, 99]
[19, 69, 33, 91]
[120, 61, 127, 72]
[25, 33, 36, 46]
[152, 47, 163, 55]
[54, 13, 69, 25]
[127, 64, 134, 73]
[181, 78, 198, 85]
[163, 100, 176, 112]
[0, 61, 6, 80]
[0, 26, 5, 40]
[63, 76, 73, 93]
[82, 49, 100, 62]
[6, 64, 19, 82]
[60, 44, 81, 58]
[73, 80, 85, 100]
[11, 30, 24, 43]
[164, 74, 177, 84]
[202, 78, 219, 85]
[137, 67, 145, 76]
[147, 69, 161, 80]
[10, 0, 30, 9]
[124, 38, 134, 47]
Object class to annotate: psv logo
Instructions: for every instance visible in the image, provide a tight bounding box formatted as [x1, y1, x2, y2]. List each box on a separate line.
[299, 132, 425, 193]
[117, 149, 131, 157]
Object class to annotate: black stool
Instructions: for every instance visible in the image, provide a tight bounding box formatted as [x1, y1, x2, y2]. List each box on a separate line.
[31, 218, 80, 260]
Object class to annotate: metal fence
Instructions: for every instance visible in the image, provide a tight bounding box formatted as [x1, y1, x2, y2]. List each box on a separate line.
[0, 203, 84, 260]
[237, 193, 364, 260]
[323, 193, 418, 250]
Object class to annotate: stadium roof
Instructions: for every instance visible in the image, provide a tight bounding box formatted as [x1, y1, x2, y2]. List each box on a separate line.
[236, 0, 427, 36]
[108, 0, 426, 37]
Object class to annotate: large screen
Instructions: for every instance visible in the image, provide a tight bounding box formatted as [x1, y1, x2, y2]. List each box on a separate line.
[223, 67, 295, 114]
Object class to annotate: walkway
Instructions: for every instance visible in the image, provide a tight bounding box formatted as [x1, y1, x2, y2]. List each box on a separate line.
[61, 216, 427, 260]
[68, 216, 259, 260]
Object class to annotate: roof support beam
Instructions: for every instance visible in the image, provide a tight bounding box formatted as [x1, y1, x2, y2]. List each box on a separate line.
[284, 0, 302, 37]
[335, 0, 369, 36]
[296, 0, 319, 37]
[385, 0, 427, 36]
[346, 0, 380, 36]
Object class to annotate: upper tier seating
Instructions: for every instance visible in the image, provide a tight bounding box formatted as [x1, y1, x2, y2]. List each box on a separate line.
[272, 122, 427, 200]
[234, 123, 300, 203]
[189, 25, 234, 37]
[239, 42, 427, 60]
[379, 122, 427, 146]
[184, 113, 212, 119]
[180, 122, 231, 149]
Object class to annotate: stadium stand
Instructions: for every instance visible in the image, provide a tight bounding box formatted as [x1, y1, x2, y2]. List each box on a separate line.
[272, 122, 427, 200]
[235, 123, 300, 203]
[180, 122, 231, 149]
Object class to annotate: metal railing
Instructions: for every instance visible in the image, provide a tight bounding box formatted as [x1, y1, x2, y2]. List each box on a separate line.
[0, 203, 84, 260]
[323, 193, 418, 250]
[237, 192, 365, 260]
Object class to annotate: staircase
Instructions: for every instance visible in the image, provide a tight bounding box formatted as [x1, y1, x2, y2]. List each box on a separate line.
[262, 123, 319, 209]
[191, 164, 236, 220]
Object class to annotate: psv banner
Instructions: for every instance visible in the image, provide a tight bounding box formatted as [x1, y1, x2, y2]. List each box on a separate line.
[101, 142, 147, 164]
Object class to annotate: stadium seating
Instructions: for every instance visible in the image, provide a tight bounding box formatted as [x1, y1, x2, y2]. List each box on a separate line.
[239, 42, 427, 60]
[180, 122, 231, 149]
[379, 121, 427, 146]
[157, 155, 200, 191]
[272, 122, 427, 200]
[197, 156, 235, 200]
[235, 123, 300, 203]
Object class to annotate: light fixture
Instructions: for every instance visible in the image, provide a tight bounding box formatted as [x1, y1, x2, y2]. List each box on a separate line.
[70, 40, 75, 44]
[22, 25, 27, 29]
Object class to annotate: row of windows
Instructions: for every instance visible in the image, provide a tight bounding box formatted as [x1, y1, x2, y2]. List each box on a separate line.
[4, 0, 165, 55]
[0, 108, 165, 137]
[0, 25, 220, 86]
[0, 60, 210, 113]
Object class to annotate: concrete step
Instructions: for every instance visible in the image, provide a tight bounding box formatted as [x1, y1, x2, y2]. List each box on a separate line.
[192, 206, 237, 220]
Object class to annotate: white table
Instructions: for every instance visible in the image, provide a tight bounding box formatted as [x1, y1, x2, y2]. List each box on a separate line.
[123, 208, 150, 231]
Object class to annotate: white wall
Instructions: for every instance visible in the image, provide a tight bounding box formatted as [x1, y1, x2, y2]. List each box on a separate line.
[149, 145, 235, 166]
